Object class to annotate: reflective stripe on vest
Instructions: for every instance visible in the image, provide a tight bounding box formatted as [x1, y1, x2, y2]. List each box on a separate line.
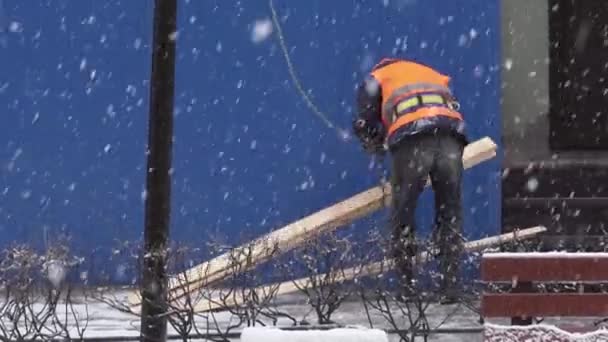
[387, 106, 463, 136]
[381, 82, 453, 125]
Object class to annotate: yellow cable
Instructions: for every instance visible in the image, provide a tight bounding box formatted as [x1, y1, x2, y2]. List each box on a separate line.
[269, 0, 351, 142]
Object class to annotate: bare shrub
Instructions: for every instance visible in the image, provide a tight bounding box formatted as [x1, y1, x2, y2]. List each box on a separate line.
[356, 229, 474, 342]
[281, 231, 363, 325]
[0, 241, 88, 341]
[210, 235, 296, 328]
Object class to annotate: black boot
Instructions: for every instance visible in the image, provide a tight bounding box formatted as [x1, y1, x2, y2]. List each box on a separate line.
[438, 260, 462, 305]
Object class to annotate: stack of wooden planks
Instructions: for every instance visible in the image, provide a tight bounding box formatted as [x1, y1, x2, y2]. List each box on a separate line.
[128, 136, 514, 313]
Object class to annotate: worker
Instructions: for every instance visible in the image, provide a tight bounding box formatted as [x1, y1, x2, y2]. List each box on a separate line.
[352, 57, 468, 303]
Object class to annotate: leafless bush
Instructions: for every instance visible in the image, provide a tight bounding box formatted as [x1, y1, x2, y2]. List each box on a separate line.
[355, 229, 473, 342]
[210, 235, 296, 329]
[0, 241, 88, 341]
[89, 239, 222, 341]
[163, 241, 241, 342]
[91, 239, 143, 316]
[164, 243, 203, 341]
[92, 236, 282, 342]
[281, 231, 364, 325]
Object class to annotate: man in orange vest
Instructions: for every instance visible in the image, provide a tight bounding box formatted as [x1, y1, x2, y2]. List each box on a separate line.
[353, 57, 467, 303]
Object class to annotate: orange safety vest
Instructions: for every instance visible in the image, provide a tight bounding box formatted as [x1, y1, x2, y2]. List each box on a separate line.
[370, 59, 464, 137]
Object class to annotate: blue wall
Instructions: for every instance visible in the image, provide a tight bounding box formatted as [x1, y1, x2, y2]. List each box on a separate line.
[0, 0, 501, 284]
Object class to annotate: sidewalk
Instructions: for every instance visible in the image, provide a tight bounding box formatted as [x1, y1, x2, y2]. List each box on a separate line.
[1, 289, 484, 341]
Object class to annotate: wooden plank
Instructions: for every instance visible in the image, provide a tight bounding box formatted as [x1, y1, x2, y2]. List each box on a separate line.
[481, 252, 608, 282]
[192, 226, 546, 312]
[482, 293, 608, 317]
[128, 136, 497, 308]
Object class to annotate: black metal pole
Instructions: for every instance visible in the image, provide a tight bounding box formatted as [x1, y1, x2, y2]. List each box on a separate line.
[140, 0, 177, 341]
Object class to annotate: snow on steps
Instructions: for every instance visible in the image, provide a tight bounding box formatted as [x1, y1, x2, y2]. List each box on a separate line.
[483, 252, 608, 258]
[484, 323, 608, 342]
[241, 326, 389, 342]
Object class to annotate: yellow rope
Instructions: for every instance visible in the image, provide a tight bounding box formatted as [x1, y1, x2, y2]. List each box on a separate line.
[269, 0, 351, 142]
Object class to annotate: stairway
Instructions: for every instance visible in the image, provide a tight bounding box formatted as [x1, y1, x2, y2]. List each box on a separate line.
[502, 161, 608, 251]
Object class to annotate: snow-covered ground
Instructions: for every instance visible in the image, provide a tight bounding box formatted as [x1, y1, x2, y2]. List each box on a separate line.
[0, 288, 484, 341]
[7, 288, 607, 341]
[241, 327, 389, 342]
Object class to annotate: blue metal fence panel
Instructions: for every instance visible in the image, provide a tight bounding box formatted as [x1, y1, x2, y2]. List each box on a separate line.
[0, 0, 500, 284]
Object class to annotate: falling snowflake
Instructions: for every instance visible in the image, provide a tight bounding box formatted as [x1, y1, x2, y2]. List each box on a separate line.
[525, 177, 539, 192]
[251, 19, 273, 43]
[474, 65, 485, 78]
[469, 28, 478, 39]
[21, 190, 32, 199]
[458, 34, 468, 47]
[8, 21, 22, 33]
[106, 104, 116, 118]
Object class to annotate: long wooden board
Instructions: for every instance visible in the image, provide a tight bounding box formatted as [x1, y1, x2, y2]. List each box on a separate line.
[128, 136, 498, 309]
[193, 225, 547, 312]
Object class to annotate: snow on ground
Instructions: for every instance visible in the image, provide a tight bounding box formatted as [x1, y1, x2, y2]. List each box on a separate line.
[484, 323, 608, 342]
[33, 289, 608, 341]
[241, 326, 389, 342]
[31, 289, 608, 341]
[483, 252, 608, 258]
[0, 289, 485, 341]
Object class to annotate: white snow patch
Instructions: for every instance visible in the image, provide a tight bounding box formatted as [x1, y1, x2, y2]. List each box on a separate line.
[483, 252, 608, 258]
[241, 326, 389, 342]
[251, 18, 273, 43]
[484, 322, 608, 342]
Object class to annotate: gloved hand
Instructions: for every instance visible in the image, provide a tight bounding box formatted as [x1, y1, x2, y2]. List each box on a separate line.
[353, 119, 386, 155]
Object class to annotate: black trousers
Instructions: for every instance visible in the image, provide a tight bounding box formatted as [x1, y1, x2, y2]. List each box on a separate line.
[388, 131, 465, 291]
